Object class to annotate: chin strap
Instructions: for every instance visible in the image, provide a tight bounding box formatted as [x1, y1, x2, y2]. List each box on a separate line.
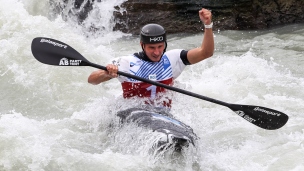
[163, 41, 167, 54]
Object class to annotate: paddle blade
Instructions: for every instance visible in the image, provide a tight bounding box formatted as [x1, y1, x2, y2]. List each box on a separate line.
[229, 104, 289, 130]
[31, 37, 91, 66]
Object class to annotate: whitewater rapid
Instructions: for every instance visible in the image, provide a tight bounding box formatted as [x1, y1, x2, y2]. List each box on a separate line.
[1, 0, 304, 170]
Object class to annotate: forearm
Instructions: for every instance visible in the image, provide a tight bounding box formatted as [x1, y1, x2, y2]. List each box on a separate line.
[187, 28, 214, 64]
[201, 27, 214, 58]
[187, 8, 214, 64]
[88, 70, 112, 85]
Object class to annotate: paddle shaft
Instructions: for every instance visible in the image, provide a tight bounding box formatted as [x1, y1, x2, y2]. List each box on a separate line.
[90, 62, 228, 106]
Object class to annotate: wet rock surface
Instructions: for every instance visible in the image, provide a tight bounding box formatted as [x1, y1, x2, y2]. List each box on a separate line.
[113, 0, 304, 34]
[52, 0, 304, 34]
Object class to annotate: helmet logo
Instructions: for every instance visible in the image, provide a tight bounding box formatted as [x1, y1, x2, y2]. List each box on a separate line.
[150, 36, 163, 42]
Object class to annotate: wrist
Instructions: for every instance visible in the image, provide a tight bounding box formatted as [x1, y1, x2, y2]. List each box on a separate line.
[100, 70, 112, 79]
[204, 22, 213, 29]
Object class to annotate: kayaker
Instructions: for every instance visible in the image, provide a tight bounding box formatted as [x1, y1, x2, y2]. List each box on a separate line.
[88, 8, 214, 108]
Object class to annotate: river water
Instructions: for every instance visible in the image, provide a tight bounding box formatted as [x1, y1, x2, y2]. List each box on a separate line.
[1, 0, 304, 170]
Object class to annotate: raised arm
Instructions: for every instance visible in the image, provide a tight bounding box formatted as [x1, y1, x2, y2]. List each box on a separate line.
[187, 8, 214, 64]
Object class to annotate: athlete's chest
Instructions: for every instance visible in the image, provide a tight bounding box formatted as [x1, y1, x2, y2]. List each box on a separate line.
[127, 56, 173, 81]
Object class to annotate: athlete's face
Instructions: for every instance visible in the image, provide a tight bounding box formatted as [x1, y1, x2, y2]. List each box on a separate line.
[141, 42, 165, 62]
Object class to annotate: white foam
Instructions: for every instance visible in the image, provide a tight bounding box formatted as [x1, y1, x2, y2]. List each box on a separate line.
[1, 0, 304, 170]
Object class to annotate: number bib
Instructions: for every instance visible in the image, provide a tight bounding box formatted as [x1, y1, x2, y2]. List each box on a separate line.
[121, 78, 173, 107]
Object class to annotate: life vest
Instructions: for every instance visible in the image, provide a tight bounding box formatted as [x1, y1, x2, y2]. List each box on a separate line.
[113, 49, 187, 108]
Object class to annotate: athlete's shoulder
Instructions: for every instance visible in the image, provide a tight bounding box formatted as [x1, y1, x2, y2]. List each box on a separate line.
[163, 49, 186, 64]
[163, 49, 187, 79]
[164, 49, 184, 57]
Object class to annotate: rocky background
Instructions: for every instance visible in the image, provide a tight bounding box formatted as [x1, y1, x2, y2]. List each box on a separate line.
[55, 0, 304, 34]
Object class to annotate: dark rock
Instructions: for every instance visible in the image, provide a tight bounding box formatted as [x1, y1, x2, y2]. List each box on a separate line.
[113, 0, 304, 34]
[50, 0, 304, 34]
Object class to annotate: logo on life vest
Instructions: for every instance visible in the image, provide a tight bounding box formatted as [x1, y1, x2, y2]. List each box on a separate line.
[149, 74, 157, 81]
[112, 58, 121, 66]
[59, 58, 82, 66]
[150, 36, 163, 42]
[163, 57, 170, 64]
[130, 61, 142, 67]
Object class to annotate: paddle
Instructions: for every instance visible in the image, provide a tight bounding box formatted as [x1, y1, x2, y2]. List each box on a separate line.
[31, 37, 289, 130]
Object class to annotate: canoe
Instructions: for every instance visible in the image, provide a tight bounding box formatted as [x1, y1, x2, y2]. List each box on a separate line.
[117, 107, 197, 151]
